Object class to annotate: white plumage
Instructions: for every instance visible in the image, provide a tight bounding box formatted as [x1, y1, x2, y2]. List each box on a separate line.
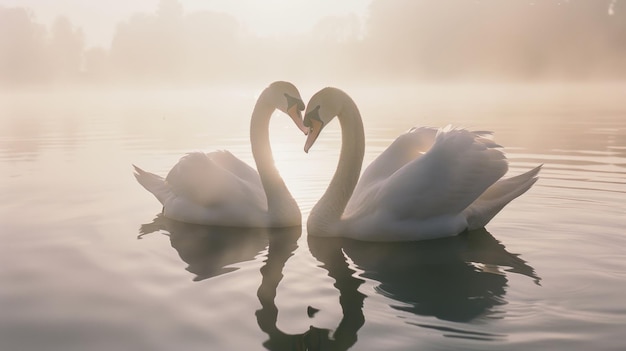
[134, 81, 306, 227]
[304, 87, 541, 241]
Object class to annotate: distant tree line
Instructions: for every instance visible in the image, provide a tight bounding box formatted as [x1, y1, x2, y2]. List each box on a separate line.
[0, 7, 84, 86]
[1, 0, 625, 87]
[365, 0, 626, 80]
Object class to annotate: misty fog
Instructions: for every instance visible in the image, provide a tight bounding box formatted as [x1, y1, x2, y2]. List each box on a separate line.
[1, 0, 625, 89]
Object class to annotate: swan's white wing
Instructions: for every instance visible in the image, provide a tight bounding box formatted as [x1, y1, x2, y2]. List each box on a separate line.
[133, 165, 171, 205]
[165, 151, 266, 210]
[206, 150, 263, 189]
[352, 128, 507, 221]
[345, 127, 438, 216]
[359, 127, 438, 189]
[463, 164, 541, 230]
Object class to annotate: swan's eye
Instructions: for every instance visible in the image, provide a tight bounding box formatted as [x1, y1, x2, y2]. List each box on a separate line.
[284, 93, 303, 111]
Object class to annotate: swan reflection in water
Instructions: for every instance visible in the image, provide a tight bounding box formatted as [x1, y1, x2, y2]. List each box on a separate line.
[138, 216, 539, 348]
[139, 215, 348, 350]
[308, 228, 540, 342]
[139, 214, 272, 281]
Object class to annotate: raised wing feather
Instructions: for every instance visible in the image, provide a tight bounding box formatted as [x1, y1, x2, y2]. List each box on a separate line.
[345, 127, 438, 216]
[359, 127, 438, 187]
[382, 128, 507, 219]
[347, 128, 507, 221]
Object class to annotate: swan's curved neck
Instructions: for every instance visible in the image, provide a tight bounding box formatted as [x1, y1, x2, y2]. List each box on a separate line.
[309, 96, 365, 235]
[250, 95, 299, 224]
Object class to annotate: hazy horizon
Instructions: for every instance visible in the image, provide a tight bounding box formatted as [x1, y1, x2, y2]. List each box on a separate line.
[2, 2, 626, 351]
[1, 0, 625, 88]
[0, 0, 372, 48]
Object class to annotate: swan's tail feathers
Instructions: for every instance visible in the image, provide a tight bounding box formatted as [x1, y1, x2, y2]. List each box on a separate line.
[133, 165, 172, 205]
[464, 164, 542, 230]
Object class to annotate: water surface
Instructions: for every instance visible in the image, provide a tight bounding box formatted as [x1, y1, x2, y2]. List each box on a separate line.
[1, 84, 625, 350]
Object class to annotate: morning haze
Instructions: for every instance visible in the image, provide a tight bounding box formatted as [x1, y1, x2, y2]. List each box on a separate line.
[2, 1, 626, 350]
[1, 0, 625, 88]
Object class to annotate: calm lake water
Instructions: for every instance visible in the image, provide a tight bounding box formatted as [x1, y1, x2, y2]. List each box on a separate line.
[1, 83, 625, 350]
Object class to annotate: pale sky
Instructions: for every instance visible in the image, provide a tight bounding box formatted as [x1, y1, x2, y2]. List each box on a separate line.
[0, 0, 372, 47]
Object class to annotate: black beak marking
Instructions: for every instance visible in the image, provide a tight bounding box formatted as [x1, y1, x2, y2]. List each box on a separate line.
[285, 93, 304, 111]
[304, 105, 322, 128]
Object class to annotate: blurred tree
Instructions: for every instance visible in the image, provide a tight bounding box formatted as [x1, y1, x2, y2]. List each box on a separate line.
[183, 11, 241, 83]
[364, 0, 626, 80]
[155, 0, 184, 81]
[303, 14, 364, 83]
[109, 0, 192, 84]
[0, 6, 48, 86]
[4, 0, 626, 87]
[48, 16, 84, 83]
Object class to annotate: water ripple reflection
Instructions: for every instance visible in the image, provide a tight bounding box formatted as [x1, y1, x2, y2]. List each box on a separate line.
[309, 228, 539, 342]
[138, 215, 271, 281]
[3, 85, 625, 350]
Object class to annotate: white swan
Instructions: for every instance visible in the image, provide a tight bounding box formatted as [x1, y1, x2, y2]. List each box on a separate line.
[303, 87, 541, 241]
[134, 81, 307, 227]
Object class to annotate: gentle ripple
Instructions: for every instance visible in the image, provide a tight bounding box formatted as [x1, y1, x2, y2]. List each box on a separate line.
[1, 84, 625, 350]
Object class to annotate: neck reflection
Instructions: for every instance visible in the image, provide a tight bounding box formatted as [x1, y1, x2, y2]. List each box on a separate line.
[256, 233, 365, 351]
[137, 216, 538, 346]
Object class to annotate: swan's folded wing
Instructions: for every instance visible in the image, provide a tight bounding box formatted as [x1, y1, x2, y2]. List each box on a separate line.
[206, 150, 263, 189]
[375, 128, 508, 220]
[166, 152, 266, 209]
[346, 127, 438, 215]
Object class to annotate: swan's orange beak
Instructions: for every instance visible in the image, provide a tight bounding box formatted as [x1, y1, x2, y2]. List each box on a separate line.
[288, 105, 308, 135]
[304, 119, 323, 153]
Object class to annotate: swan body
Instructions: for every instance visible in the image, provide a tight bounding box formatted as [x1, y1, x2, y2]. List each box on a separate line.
[134, 81, 307, 227]
[303, 87, 541, 241]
